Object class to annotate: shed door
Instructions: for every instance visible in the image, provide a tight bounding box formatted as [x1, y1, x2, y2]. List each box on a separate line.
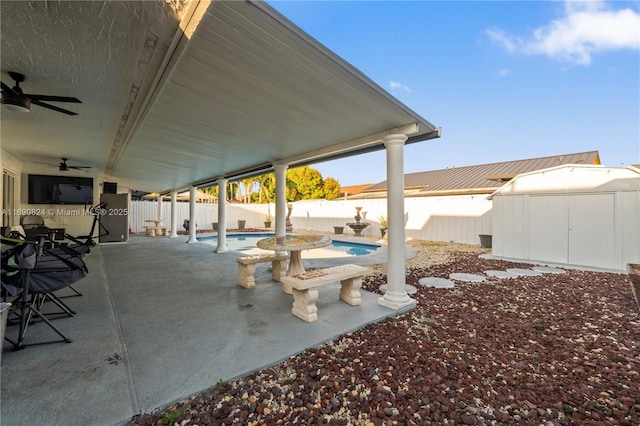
[568, 194, 615, 269]
[529, 195, 568, 263]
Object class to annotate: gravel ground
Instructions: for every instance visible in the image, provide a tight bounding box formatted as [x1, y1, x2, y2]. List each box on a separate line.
[129, 241, 640, 426]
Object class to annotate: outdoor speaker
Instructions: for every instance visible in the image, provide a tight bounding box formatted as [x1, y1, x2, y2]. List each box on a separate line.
[103, 182, 117, 194]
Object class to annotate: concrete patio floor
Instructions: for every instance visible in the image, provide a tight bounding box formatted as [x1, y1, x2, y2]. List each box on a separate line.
[1, 234, 402, 426]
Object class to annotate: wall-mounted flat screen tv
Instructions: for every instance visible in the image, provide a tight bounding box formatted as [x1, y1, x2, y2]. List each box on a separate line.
[28, 174, 94, 205]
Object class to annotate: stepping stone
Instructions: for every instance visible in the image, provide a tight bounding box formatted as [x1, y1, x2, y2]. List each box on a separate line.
[532, 266, 566, 274]
[449, 273, 485, 282]
[379, 284, 418, 294]
[506, 268, 543, 276]
[418, 277, 455, 288]
[484, 270, 518, 279]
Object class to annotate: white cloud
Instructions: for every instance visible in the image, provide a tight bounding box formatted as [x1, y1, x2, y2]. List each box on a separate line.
[486, 28, 520, 52]
[389, 80, 411, 93]
[487, 1, 640, 65]
[498, 68, 510, 77]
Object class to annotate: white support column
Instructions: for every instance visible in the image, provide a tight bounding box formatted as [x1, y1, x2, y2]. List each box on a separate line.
[274, 164, 288, 241]
[157, 195, 162, 220]
[187, 186, 198, 243]
[215, 178, 228, 253]
[170, 191, 178, 237]
[378, 134, 416, 311]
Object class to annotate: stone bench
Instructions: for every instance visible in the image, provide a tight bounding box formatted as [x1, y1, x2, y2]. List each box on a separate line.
[281, 264, 372, 322]
[236, 254, 289, 289]
[143, 226, 156, 237]
[160, 227, 168, 236]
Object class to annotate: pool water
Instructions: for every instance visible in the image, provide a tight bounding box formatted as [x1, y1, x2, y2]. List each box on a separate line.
[198, 233, 381, 258]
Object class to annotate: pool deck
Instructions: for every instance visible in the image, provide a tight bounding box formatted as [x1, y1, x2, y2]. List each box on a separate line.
[1, 233, 413, 426]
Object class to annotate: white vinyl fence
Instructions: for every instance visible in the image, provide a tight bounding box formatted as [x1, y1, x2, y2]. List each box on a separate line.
[130, 195, 492, 245]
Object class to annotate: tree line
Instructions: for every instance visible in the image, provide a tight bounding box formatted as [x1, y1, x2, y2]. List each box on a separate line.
[200, 166, 341, 203]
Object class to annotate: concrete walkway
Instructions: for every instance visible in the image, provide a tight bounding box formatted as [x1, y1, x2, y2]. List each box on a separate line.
[1, 235, 401, 426]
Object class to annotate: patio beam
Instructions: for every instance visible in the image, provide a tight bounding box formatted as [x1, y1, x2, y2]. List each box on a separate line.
[283, 123, 420, 168]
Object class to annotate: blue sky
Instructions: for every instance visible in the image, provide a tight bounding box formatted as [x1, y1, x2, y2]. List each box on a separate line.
[269, 0, 640, 186]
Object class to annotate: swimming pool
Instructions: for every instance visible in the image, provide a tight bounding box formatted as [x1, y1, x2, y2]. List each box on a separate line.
[198, 233, 382, 258]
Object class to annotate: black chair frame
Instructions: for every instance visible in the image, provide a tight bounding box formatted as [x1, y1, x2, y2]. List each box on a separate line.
[2, 241, 88, 350]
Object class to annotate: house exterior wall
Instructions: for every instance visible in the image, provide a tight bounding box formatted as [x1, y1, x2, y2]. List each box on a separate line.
[491, 166, 640, 272]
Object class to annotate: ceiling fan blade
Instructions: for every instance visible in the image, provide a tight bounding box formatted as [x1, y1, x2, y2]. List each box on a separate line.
[31, 100, 78, 115]
[69, 166, 92, 170]
[1, 81, 17, 94]
[34, 161, 58, 166]
[28, 94, 81, 103]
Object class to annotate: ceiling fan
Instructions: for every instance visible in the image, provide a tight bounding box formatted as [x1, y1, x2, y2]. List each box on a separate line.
[36, 158, 92, 172]
[1, 71, 82, 115]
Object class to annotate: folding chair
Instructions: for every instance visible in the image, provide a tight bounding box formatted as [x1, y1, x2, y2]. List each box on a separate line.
[2, 241, 88, 350]
[20, 214, 45, 230]
[3, 227, 90, 298]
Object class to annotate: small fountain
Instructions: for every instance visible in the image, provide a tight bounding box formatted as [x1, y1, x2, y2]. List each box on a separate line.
[346, 206, 369, 236]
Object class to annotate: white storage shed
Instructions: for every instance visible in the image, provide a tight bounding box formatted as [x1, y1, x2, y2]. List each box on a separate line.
[490, 165, 640, 272]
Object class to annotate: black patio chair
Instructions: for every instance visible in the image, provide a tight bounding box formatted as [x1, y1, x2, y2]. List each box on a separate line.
[2, 240, 88, 350]
[3, 227, 91, 298]
[20, 214, 45, 230]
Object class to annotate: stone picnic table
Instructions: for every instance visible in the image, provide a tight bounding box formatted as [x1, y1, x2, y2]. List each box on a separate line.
[256, 234, 331, 277]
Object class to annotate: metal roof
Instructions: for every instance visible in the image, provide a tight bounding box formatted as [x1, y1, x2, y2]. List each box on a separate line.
[360, 151, 601, 197]
[338, 184, 375, 197]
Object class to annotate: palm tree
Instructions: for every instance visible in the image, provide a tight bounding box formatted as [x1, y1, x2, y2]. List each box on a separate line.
[258, 173, 275, 203]
[241, 177, 257, 203]
[200, 184, 218, 200]
[227, 181, 240, 201]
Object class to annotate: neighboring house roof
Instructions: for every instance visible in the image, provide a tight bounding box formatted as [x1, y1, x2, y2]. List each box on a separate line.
[338, 184, 374, 197]
[355, 151, 601, 198]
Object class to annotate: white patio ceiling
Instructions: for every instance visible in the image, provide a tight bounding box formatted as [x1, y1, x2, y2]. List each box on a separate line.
[1, 0, 440, 193]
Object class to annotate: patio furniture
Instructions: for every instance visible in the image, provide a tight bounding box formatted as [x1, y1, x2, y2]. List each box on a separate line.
[2, 227, 91, 301]
[2, 240, 89, 349]
[236, 254, 289, 289]
[143, 226, 156, 237]
[6, 224, 92, 258]
[145, 219, 164, 236]
[18, 215, 56, 240]
[280, 264, 372, 322]
[22, 225, 54, 241]
[20, 214, 45, 229]
[0, 302, 10, 363]
[256, 235, 331, 292]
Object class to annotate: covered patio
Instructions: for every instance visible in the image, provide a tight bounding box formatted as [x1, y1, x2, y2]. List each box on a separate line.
[2, 1, 439, 424]
[1, 0, 440, 307]
[1, 235, 403, 425]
